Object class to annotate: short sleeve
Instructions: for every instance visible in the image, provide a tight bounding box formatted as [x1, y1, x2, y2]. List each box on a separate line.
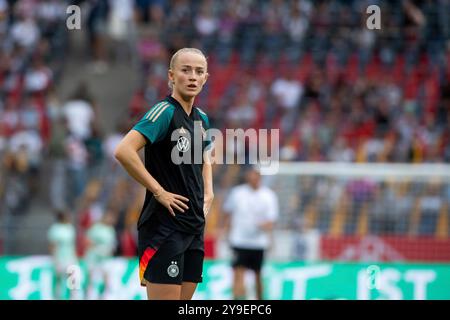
[132, 101, 175, 144]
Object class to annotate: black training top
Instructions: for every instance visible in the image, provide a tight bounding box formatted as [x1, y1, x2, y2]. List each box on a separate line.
[132, 95, 211, 234]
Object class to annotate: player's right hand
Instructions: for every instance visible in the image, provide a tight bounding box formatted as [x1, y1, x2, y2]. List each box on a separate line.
[154, 189, 189, 216]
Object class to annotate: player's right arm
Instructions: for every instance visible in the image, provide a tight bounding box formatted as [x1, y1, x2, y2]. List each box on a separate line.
[47, 227, 56, 255]
[114, 130, 189, 216]
[220, 188, 236, 239]
[258, 190, 279, 232]
[49, 243, 55, 255]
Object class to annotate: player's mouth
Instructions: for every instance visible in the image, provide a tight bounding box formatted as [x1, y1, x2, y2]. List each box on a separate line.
[187, 84, 197, 90]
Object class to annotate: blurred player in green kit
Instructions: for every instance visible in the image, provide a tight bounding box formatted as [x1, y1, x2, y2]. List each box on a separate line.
[47, 210, 80, 300]
[84, 211, 117, 299]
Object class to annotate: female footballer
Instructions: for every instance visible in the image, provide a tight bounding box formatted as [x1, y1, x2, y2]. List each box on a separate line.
[115, 48, 213, 300]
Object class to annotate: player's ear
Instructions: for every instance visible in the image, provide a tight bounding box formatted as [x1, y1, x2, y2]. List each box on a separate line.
[203, 72, 209, 85]
[168, 69, 174, 82]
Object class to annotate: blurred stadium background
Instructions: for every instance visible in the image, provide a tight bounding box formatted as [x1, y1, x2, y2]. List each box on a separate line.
[0, 0, 450, 300]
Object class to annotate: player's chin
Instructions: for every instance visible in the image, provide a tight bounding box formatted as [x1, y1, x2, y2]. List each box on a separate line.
[183, 89, 200, 98]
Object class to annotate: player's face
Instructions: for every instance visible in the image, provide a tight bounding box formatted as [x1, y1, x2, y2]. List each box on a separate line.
[169, 52, 208, 99]
[246, 169, 261, 189]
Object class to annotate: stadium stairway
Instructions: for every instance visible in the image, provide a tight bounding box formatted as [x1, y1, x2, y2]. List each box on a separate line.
[57, 28, 140, 134]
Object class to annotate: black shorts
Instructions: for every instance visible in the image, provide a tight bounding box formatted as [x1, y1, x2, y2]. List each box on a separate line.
[138, 222, 204, 286]
[231, 247, 265, 272]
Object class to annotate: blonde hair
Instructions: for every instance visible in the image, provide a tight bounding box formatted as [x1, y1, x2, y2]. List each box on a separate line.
[168, 48, 208, 90]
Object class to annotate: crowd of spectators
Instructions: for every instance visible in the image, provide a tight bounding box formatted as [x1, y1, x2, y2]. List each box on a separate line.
[127, 0, 450, 164]
[125, 0, 450, 250]
[0, 0, 69, 216]
[0, 0, 449, 255]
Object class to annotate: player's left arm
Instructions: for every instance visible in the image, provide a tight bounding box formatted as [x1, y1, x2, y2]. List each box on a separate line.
[203, 151, 214, 217]
[258, 191, 279, 232]
[200, 109, 214, 217]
